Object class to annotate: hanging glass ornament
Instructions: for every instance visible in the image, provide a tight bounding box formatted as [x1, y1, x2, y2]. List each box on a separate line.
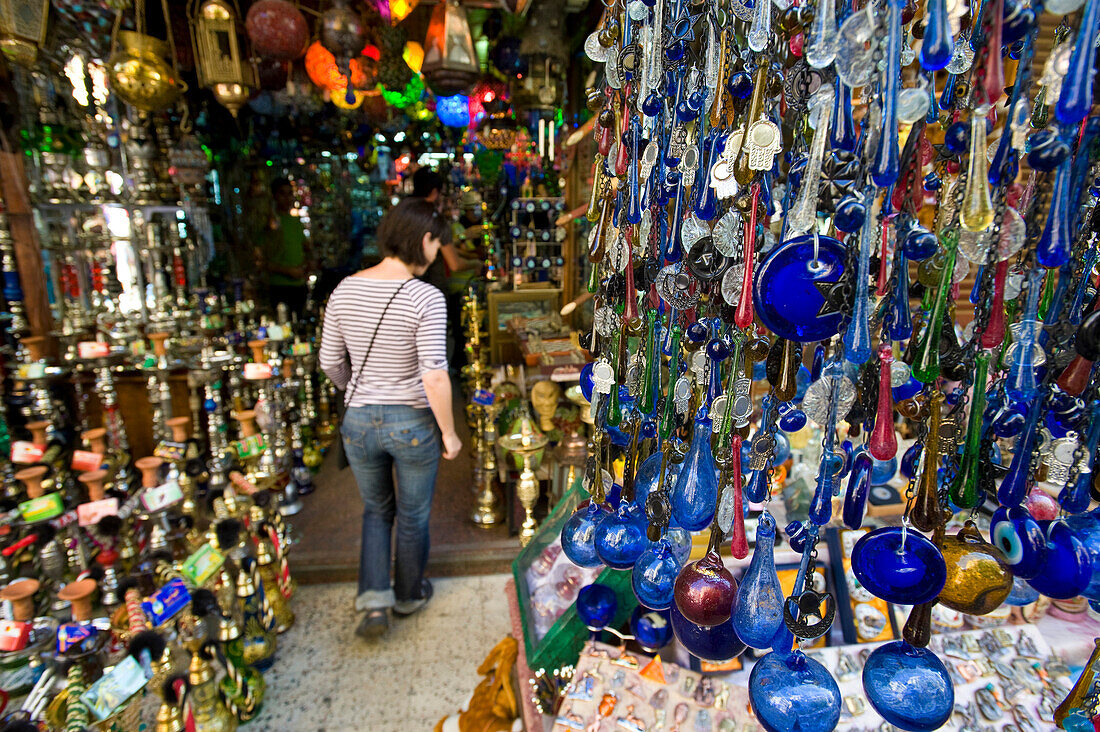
[851, 527, 947, 605]
[862, 641, 954, 731]
[749, 651, 842, 732]
[732, 512, 785, 649]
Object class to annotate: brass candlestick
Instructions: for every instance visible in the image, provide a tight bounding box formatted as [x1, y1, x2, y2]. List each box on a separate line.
[470, 403, 504, 528]
[498, 419, 549, 546]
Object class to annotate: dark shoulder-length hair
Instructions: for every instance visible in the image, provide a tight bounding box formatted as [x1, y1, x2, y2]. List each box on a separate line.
[376, 198, 451, 268]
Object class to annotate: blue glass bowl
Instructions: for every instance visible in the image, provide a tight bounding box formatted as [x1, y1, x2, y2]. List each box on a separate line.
[862, 641, 954, 731]
[576, 583, 617, 631]
[749, 651, 841, 732]
[851, 527, 947, 605]
[669, 601, 746, 663]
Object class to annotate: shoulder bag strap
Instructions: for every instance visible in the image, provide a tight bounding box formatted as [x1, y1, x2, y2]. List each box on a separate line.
[343, 279, 410, 407]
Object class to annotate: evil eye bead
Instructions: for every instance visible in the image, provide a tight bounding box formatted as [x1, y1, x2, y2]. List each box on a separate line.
[989, 506, 1046, 579]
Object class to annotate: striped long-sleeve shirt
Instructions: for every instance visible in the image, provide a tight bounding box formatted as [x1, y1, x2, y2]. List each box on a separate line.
[319, 276, 448, 409]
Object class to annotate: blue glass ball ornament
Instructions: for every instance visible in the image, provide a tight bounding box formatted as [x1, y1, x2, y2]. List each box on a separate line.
[989, 506, 1047, 579]
[943, 121, 970, 154]
[991, 402, 1026, 438]
[706, 337, 732, 361]
[752, 234, 848, 343]
[633, 452, 684, 512]
[669, 601, 747, 663]
[893, 376, 923, 401]
[666, 527, 693, 564]
[204, 398, 218, 413]
[1027, 521, 1093, 599]
[630, 606, 674, 652]
[579, 362, 595, 402]
[1026, 130, 1070, 172]
[686, 321, 709, 343]
[833, 196, 867, 233]
[923, 172, 942, 191]
[778, 404, 808, 432]
[632, 540, 682, 610]
[727, 71, 753, 98]
[773, 431, 792, 466]
[1002, 0, 1036, 43]
[435, 94, 470, 128]
[1004, 575, 1041, 606]
[593, 500, 651, 570]
[870, 456, 898, 485]
[561, 501, 610, 568]
[862, 641, 954, 731]
[641, 91, 663, 116]
[1065, 511, 1100, 601]
[902, 226, 939, 261]
[748, 651, 841, 732]
[851, 527, 947, 605]
[576, 583, 618, 631]
[900, 443, 922, 480]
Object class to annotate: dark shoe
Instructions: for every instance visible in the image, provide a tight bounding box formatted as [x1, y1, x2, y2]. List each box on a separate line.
[356, 609, 389, 638]
[393, 579, 433, 617]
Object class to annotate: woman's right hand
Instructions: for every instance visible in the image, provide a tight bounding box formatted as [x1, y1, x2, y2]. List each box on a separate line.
[441, 431, 462, 460]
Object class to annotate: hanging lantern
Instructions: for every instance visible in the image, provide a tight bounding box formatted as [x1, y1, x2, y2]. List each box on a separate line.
[403, 40, 424, 73]
[305, 40, 375, 91]
[245, 0, 309, 61]
[0, 0, 49, 67]
[380, 74, 422, 109]
[108, 30, 186, 113]
[477, 101, 520, 150]
[320, 0, 366, 61]
[191, 0, 256, 116]
[421, 0, 479, 97]
[436, 94, 470, 128]
[330, 87, 365, 109]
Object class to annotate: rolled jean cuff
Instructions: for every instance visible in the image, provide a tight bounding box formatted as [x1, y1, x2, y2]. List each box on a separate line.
[355, 588, 395, 612]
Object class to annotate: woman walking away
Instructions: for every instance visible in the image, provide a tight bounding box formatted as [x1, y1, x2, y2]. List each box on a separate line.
[319, 198, 463, 639]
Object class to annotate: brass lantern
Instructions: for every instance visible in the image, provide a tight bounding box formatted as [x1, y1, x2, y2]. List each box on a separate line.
[420, 0, 479, 97]
[0, 0, 49, 67]
[191, 0, 255, 116]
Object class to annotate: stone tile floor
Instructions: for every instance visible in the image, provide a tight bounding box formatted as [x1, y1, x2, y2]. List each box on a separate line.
[251, 574, 514, 731]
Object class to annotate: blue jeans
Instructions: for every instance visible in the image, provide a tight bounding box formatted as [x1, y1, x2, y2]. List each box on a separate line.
[341, 405, 440, 612]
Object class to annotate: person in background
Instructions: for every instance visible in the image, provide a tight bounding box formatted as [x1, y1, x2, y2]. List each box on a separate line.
[411, 167, 478, 367]
[319, 198, 462, 639]
[264, 179, 311, 318]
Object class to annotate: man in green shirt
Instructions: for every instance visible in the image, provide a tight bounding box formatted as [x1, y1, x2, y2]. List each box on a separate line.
[265, 179, 310, 317]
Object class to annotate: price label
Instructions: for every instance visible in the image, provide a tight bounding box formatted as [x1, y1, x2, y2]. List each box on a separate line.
[10, 442, 43, 465]
[472, 389, 496, 406]
[71, 450, 104, 472]
[141, 479, 183, 513]
[18, 493, 63, 523]
[244, 362, 273, 380]
[77, 341, 110, 359]
[77, 498, 119, 527]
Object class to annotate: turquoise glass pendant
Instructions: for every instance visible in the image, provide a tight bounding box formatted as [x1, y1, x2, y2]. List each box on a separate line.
[732, 512, 785, 648]
[749, 651, 841, 732]
[862, 641, 954, 731]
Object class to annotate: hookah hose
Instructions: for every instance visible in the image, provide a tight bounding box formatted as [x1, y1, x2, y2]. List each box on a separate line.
[124, 587, 147, 635]
[63, 664, 91, 731]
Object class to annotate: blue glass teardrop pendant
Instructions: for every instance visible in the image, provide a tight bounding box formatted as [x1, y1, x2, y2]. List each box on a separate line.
[1054, 0, 1100, 126]
[998, 398, 1043, 506]
[594, 500, 652, 570]
[919, 0, 953, 70]
[561, 501, 610, 568]
[1027, 521, 1092, 599]
[989, 505, 1047, 579]
[843, 195, 876, 363]
[732, 513, 785, 649]
[862, 641, 954, 731]
[851, 527, 947, 605]
[1004, 575, 1041, 606]
[843, 452, 873, 530]
[1060, 404, 1100, 513]
[830, 78, 856, 152]
[888, 249, 913, 340]
[671, 414, 720, 531]
[749, 651, 841, 732]
[871, 0, 904, 187]
[670, 600, 747, 663]
[1036, 157, 1074, 269]
[632, 540, 682, 610]
[634, 451, 683, 512]
[692, 129, 723, 221]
